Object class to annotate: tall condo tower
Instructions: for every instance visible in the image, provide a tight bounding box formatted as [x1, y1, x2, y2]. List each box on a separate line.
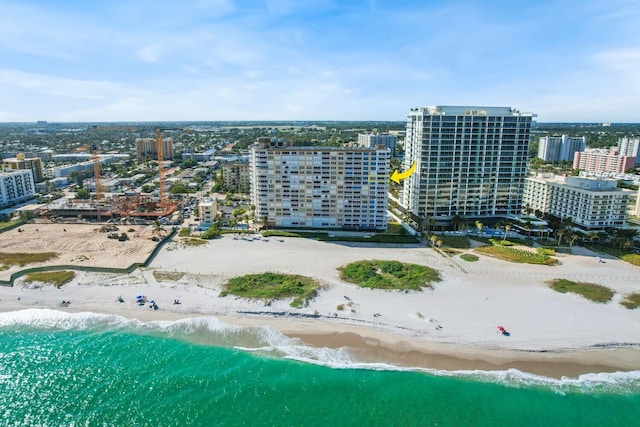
[402, 106, 534, 222]
[250, 138, 390, 230]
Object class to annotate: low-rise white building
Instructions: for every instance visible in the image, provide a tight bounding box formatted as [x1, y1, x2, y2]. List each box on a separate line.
[523, 174, 632, 229]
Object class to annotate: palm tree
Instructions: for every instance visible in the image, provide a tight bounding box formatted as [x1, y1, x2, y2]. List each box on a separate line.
[460, 218, 470, 236]
[436, 239, 443, 248]
[152, 220, 165, 236]
[450, 215, 463, 232]
[430, 234, 438, 248]
[503, 224, 512, 242]
[475, 220, 483, 236]
[556, 229, 565, 247]
[569, 234, 579, 248]
[428, 218, 436, 233]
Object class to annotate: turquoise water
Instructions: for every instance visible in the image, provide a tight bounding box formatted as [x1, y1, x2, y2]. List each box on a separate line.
[0, 310, 638, 426]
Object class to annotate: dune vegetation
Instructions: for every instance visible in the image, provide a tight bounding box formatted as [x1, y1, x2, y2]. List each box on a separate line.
[338, 260, 440, 291]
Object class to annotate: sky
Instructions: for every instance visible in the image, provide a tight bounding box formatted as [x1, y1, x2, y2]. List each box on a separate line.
[1, 0, 639, 123]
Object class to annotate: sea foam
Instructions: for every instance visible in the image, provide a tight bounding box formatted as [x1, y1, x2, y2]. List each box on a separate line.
[1, 309, 638, 393]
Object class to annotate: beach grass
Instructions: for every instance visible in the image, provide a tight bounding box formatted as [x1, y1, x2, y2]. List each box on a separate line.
[338, 260, 441, 290]
[587, 245, 640, 267]
[546, 278, 615, 303]
[0, 252, 59, 267]
[620, 292, 640, 309]
[24, 270, 75, 288]
[439, 248, 460, 257]
[182, 238, 208, 247]
[178, 227, 191, 237]
[220, 272, 321, 308]
[460, 254, 479, 262]
[474, 245, 557, 265]
[262, 230, 301, 238]
[153, 271, 185, 281]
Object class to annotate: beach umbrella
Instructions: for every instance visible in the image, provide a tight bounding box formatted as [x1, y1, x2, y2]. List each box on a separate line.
[497, 326, 505, 332]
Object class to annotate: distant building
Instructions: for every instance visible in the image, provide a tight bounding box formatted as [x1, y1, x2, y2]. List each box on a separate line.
[523, 174, 631, 230]
[0, 169, 36, 208]
[2, 154, 45, 183]
[618, 137, 640, 158]
[357, 133, 397, 154]
[573, 148, 636, 174]
[48, 155, 121, 179]
[221, 162, 251, 193]
[537, 135, 586, 162]
[250, 138, 390, 230]
[403, 105, 533, 222]
[136, 137, 174, 161]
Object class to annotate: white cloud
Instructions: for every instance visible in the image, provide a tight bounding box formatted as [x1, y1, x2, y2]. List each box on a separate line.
[0, 69, 118, 100]
[592, 48, 640, 71]
[138, 44, 165, 63]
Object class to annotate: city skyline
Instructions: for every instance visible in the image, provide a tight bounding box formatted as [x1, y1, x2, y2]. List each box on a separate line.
[1, 0, 639, 123]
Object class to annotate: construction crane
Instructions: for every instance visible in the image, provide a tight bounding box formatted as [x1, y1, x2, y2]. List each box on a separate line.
[92, 144, 103, 200]
[155, 129, 167, 206]
[155, 127, 183, 207]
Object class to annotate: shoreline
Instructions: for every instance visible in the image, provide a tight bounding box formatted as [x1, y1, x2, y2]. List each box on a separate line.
[1, 226, 640, 379]
[1, 301, 638, 380]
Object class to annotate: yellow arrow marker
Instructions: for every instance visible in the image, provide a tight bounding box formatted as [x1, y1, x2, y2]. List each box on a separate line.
[390, 162, 416, 184]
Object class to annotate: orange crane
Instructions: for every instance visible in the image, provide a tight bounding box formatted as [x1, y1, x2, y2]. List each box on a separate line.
[92, 145, 103, 200]
[155, 127, 183, 208]
[155, 129, 167, 206]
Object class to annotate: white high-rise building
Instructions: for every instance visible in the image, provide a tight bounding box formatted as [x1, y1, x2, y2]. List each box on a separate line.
[537, 135, 586, 162]
[357, 133, 397, 154]
[402, 106, 533, 222]
[0, 169, 36, 208]
[618, 137, 640, 158]
[250, 138, 390, 230]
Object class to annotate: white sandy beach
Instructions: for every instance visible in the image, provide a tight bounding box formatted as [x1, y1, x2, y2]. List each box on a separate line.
[1, 227, 639, 377]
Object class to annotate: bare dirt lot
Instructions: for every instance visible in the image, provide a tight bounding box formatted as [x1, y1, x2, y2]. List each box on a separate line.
[0, 223, 161, 280]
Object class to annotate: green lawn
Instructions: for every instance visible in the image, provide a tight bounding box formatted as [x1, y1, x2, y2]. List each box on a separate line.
[338, 260, 440, 290]
[220, 272, 321, 308]
[474, 245, 556, 265]
[546, 278, 615, 303]
[0, 220, 23, 232]
[437, 235, 470, 249]
[460, 253, 479, 262]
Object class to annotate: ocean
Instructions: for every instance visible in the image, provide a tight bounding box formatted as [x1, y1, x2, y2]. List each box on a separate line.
[0, 309, 638, 426]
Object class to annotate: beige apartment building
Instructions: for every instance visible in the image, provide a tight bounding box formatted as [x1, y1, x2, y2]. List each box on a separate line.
[250, 138, 390, 230]
[2, 154, 45, 183]
[221, 163, 251, 193]
[136, 137, 174, 161]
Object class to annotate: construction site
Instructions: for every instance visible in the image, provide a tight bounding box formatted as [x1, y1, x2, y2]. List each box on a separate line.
[41, 130, 180, 224]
